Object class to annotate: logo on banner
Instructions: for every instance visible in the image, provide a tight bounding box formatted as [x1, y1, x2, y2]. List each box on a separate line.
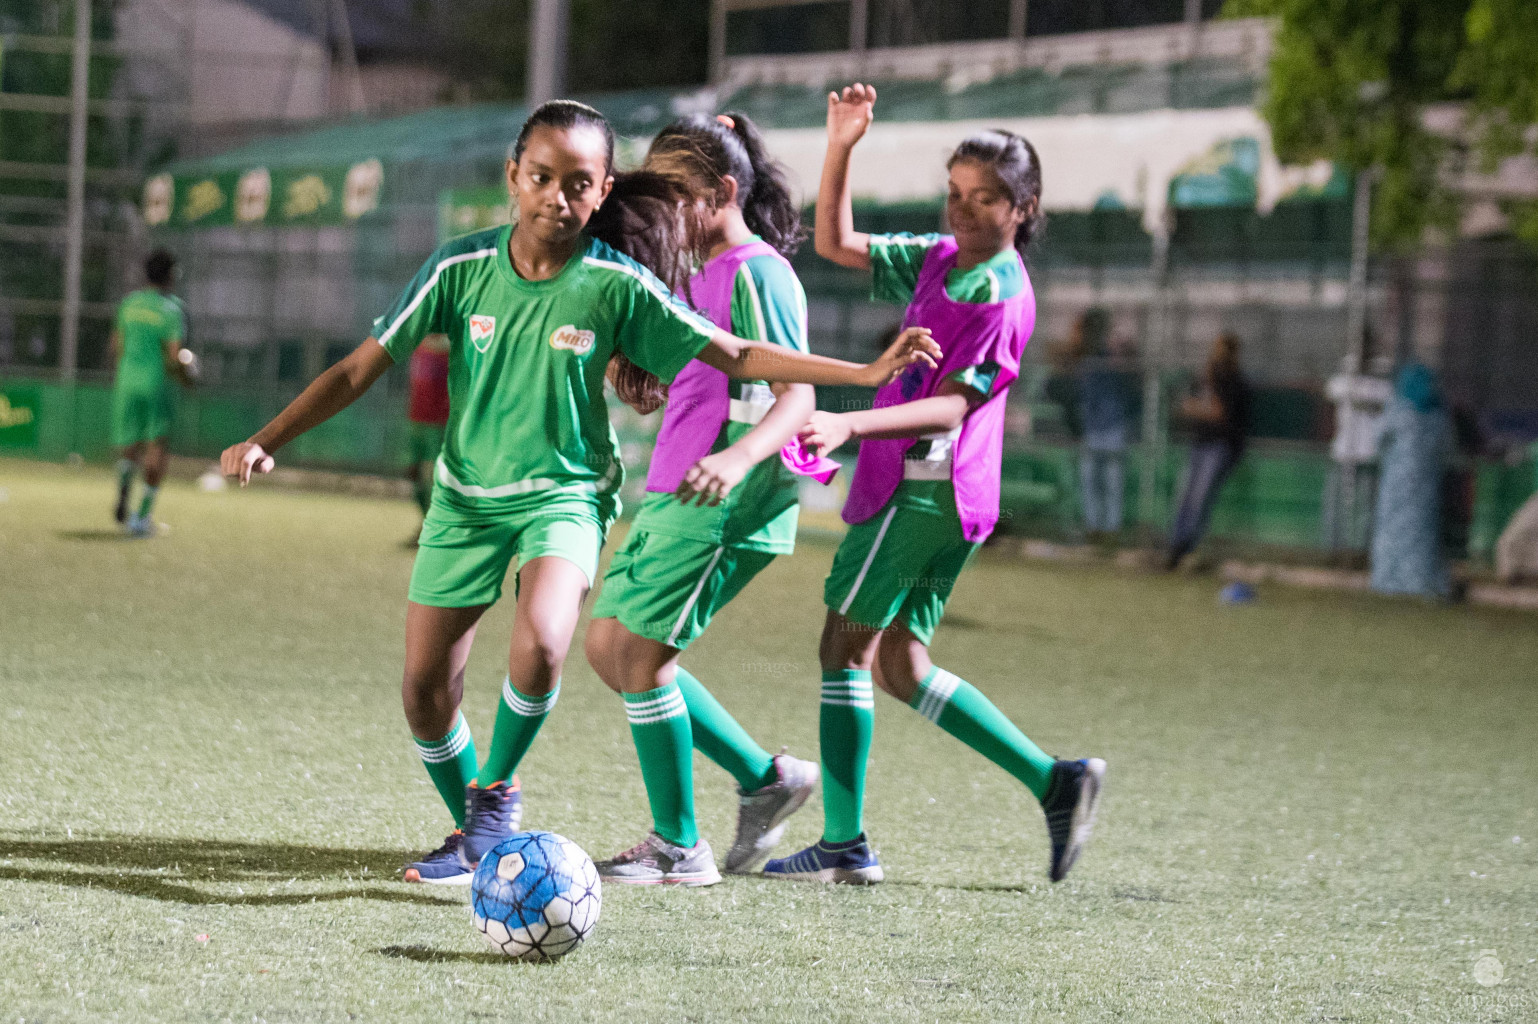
[469, 315, 497, 352]
[236, 168, 271, 223]
[549, 324, 595, 355]
[142, 174, 173, 226]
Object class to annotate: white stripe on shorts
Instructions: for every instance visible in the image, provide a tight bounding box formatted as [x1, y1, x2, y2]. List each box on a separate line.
[837, 506, 898, 617]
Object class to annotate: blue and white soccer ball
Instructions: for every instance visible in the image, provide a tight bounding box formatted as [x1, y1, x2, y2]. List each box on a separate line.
[470, 831, 602, 961]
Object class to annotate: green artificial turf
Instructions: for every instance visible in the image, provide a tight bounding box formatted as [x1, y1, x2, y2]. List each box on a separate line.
[1, 457, 1534, 1022]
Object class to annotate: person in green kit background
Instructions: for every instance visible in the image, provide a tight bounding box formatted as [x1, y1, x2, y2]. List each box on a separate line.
[110, 249, 191, 538]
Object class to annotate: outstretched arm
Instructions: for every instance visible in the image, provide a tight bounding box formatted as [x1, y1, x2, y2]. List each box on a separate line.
[799, 380, 980, 454]
[696, 325, 938, 389]
[815, 83, 877, 271]
[220, 338, 394, 484]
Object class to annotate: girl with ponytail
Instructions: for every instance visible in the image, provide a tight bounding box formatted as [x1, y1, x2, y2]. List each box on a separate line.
[583, 111, 831, 885]
[762, 85, 1107, 887]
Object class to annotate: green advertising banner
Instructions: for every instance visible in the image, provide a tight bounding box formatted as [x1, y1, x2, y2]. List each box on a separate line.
[0, 384, 41, 450]
[438, 186, 512, 243]
[144, 159, 385, 229]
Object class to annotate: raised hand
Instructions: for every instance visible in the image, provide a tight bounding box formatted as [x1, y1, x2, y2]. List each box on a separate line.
[826, 83, 877, 150]
[221, 441, 275, 486]
[861, 326, 941, 387]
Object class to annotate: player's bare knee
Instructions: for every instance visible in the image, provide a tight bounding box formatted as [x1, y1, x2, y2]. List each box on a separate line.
[819, 614, 877, 674]
[583, 619, 623, 692]
[400, 670, 456, 737]
[873, 635, 921, 702]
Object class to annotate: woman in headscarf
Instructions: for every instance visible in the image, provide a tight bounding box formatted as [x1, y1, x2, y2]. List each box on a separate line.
[1370, 363, 1454, 599]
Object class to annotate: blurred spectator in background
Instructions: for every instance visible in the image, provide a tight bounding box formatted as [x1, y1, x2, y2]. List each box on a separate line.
[1165, 332, 1251, 570]
[1495, 439, 1538, 585]
[1370, 363, 1454, 600]
[406, 333, 451, 543]
[1322, 329, 1392, 553]
[1073, 307, 1135, 541]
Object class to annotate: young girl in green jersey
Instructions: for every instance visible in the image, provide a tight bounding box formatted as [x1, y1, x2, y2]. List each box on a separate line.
[220, 100, 938, 884]
[584, 112, 829, 886]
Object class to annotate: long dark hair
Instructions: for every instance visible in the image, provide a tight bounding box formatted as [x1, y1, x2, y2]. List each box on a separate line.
[647, 111, 806, 258]
[587, 171, 708, 413]
[947, 129, 1045, 256]
[512, 99, 616, 173]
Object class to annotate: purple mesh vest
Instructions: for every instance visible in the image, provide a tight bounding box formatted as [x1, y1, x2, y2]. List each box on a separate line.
[645, 239, 837, 493]
[841, 236, 1035, 543]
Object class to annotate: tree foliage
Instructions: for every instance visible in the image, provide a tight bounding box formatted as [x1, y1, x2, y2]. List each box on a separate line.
[1226, 0, 1538, 248]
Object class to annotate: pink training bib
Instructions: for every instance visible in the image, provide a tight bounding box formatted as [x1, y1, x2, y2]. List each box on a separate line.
[841, 236, 1035, 543]
[645, 239, 837, 493]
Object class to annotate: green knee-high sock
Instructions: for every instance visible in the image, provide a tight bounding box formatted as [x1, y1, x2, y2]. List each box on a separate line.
[115, 458, 135, 494]
[820, 669, 874, 844]
[137, 484, 159, 520]
[476, 678, 558, 788]
[412, 712, 478, 827]
[623, 683, 698, 848]
[674, 666, 776, 792]
[909, 667, 1055, 801]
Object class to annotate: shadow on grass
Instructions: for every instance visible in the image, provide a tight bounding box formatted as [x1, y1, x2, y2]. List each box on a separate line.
[55, 529, 134, 542]
[377, 945, 519, 966]
[0, 833, 455, 907]
[882, 878, 1039, 895]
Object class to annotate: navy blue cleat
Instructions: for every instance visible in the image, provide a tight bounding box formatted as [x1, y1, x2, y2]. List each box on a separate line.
[762, 835, 883, 885]
[461, 778, 523, 867]
[1042, 757, 1106, 882]
[403, 776, 523, 885]
[403, 829, 472, 885]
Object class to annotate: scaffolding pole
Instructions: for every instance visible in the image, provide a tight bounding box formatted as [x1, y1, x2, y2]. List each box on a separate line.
[59, 0, 92, 382]
[527, 0, 569, 107]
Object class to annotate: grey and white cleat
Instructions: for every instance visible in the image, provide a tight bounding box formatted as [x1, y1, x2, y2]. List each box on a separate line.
[725, 751, 820, 874]
[596, 832, 722, 887]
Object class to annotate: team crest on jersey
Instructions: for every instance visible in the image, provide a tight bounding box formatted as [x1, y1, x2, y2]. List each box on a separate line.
[549, 324, 595, 355]
[468, 315, 497, 352]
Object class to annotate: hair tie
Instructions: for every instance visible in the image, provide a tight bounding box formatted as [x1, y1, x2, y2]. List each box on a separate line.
[716, 114, 736, 130]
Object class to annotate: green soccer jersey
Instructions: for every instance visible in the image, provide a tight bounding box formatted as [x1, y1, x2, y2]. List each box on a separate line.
[113, 289, 185, 393]
[869, 233, 1025, 305]
[375, 226, 715, 526]
[631, 243, 810, 553]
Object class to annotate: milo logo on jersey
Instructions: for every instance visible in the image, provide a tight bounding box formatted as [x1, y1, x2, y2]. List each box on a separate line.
[549, 324, 595, 356]
[468, 315, 496, 352]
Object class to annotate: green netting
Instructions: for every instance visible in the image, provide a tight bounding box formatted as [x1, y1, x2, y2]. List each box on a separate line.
[160, 89, 687, 179]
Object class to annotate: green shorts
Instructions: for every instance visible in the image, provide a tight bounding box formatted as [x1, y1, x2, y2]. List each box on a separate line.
[408, 421, 445, 466]
[822, 500, 981, 646]
[408, 509, 604, 608]
[590, 529, 777, 650]
[110, 385, 174, 447]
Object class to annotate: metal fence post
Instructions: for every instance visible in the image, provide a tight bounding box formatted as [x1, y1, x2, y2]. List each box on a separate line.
[58, 0, 92, 382]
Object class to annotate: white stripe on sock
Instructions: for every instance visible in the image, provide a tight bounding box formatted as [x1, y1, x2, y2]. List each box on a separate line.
[415, 714, 471, 763]
[915, 669, 961, 724]
[625, 687, 686, 724]
[503, 678, 559, 717]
